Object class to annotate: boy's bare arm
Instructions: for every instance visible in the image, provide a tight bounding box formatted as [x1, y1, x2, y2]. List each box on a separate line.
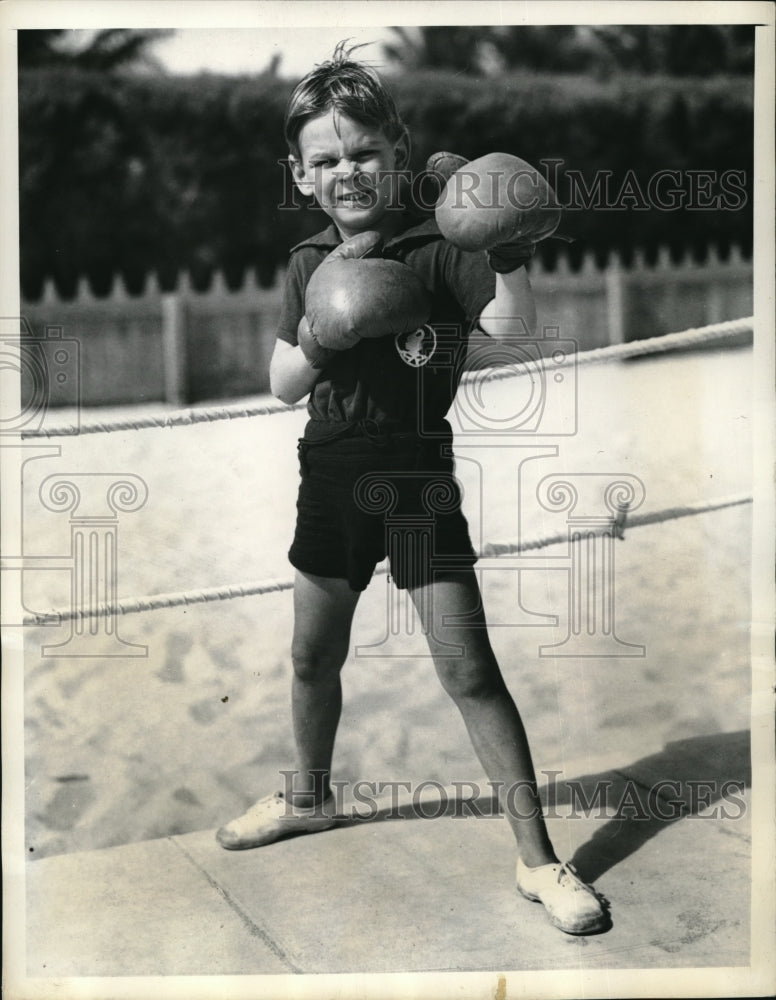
[479, 268, 537, 339]
[269, 339, 319, 404]
[467, 268, 537, 370]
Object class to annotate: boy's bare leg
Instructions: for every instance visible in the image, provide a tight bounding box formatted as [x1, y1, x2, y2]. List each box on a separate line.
[290, 570, 361, 808]
[409, 569, 558, 869]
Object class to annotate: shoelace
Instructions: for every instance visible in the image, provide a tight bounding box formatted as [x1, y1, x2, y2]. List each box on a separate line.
[242, 793, 281, 817]
[556, 863, 601, 899]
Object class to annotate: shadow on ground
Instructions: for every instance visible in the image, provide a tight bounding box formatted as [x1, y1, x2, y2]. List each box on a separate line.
[567, 729, 750, 882]
[332, 729, 750, 884]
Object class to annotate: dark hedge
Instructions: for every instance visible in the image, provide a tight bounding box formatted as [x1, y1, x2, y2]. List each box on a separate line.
[19, 68, 753, 300]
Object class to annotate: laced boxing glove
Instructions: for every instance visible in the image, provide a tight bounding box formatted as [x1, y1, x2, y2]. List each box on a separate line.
[304, 230, 431, 351]
[430, 151, 561, 272]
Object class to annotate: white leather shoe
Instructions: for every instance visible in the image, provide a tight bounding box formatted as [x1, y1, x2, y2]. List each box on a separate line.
[516, 858, 609, 934]
[216, 791, 336, 850]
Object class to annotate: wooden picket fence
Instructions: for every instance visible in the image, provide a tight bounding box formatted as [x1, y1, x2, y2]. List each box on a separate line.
[20, 246, 752, 407]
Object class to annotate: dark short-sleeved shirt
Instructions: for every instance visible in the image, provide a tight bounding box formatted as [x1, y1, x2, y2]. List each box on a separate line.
[277, 214, 496, 437]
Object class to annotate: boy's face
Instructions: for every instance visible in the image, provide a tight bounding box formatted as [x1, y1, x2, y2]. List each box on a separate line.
[292, 109, 409, 239]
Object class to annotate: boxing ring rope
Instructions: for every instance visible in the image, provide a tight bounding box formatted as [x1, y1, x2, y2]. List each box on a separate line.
[18, 315, 754, 628]
[22, 316, 753, 440]
[23, 492, 752, 627]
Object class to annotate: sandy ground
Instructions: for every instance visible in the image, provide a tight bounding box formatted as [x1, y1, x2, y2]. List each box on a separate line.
[18, 345, 753, 859]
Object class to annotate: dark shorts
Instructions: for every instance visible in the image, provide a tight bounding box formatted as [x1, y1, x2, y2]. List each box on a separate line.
[288, 427, 477, 592]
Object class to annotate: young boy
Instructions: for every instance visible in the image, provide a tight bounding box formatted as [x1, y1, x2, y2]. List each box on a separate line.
[216, 45, 608, 936]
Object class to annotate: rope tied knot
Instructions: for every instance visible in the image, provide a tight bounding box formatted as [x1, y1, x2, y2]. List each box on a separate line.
[613, 502, 630, 540]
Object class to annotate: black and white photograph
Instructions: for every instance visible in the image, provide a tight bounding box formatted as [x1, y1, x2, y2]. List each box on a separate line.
[2, 2, 774, 998]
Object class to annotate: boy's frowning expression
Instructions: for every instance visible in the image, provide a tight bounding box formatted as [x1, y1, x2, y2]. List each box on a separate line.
[291, 109, 409, 239]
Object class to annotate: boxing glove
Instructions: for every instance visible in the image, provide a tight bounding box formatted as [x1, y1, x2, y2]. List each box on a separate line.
[305, 231, 431, 350]
[431, 151, 561, 272]
[297, 315, 336, 370]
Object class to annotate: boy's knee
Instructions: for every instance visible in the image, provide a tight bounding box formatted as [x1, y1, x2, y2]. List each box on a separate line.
[434, 657, 501, 702]
[291, 641, 347, 682]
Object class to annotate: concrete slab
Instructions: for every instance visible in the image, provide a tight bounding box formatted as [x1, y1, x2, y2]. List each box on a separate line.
[561, 780, 751, 969]
[26, 782, 750, 978]
[26, 834, 294, 976]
